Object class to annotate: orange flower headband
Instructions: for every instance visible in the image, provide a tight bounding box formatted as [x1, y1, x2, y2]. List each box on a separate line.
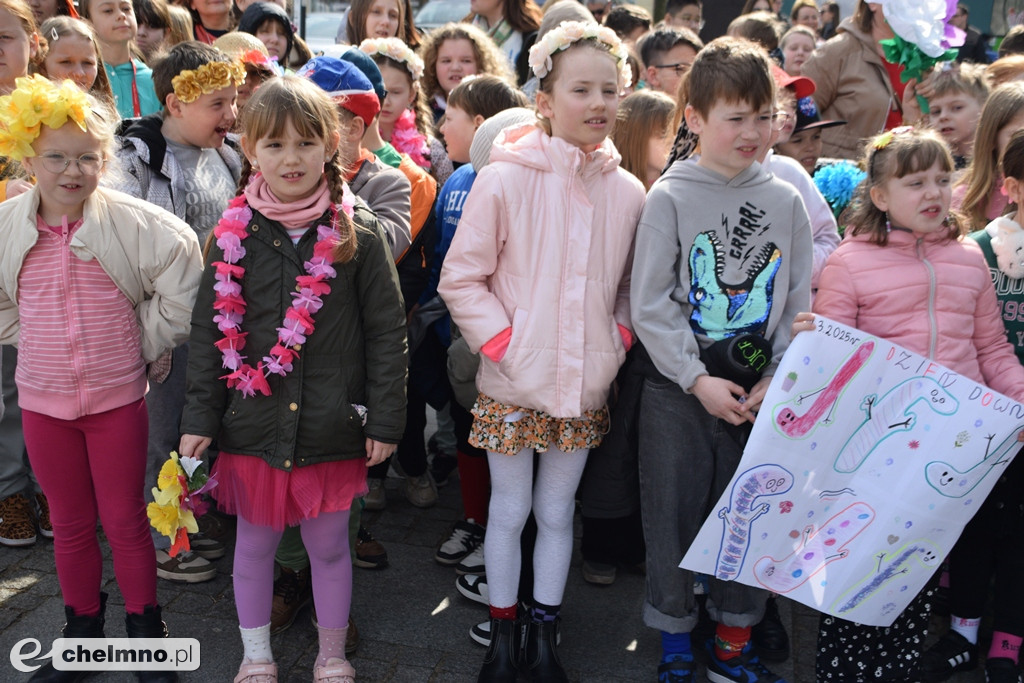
[171, 60, 247, 104]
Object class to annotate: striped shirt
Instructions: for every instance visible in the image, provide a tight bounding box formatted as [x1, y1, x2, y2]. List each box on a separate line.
[15, 216, 146, 420]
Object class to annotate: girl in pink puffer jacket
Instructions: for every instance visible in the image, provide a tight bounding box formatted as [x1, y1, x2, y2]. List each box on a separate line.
[438, 21, 645, 683]
[796, 126, 1024, 682]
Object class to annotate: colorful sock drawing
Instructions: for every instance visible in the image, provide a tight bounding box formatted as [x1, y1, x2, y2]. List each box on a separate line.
[774, 340, 875, 438]
[752, 502, 874, 593]
[715, 464, 794, 581]
[835, 377, 959, 473]
[832, 540, 941, 615]
[925, 426, 1024, 498]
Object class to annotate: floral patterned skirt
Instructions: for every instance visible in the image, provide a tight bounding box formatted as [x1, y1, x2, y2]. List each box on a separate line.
[468, 393, 610, 456]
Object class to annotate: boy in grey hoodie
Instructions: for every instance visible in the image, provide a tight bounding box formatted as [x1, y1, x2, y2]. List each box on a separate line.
[629, 37, 812, 683]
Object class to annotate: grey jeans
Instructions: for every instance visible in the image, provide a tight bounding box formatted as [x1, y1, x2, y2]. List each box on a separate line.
[637, 375, 767, 633]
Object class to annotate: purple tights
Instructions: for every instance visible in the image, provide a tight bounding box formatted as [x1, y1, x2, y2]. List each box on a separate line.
[233, 510, 352, 629]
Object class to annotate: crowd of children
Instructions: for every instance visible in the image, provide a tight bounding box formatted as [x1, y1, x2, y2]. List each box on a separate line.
[0, 0, 1023, 681]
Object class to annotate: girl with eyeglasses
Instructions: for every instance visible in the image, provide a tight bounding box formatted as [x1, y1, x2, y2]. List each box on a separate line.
[0, 76, 202, 682]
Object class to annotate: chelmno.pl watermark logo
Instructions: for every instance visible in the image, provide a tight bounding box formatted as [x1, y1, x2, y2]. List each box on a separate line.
[10, 638, 200, 673]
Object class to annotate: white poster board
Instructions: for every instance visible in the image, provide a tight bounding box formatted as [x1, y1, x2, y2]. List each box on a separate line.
[680, 317, 1024, 626]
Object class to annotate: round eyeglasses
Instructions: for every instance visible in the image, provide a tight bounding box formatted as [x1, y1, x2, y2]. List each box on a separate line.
[37, 152, 106, 176]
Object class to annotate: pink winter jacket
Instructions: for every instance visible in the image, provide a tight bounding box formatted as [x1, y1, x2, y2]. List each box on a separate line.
[814, 228, 1024, 400]
[438, 124, 646, 417]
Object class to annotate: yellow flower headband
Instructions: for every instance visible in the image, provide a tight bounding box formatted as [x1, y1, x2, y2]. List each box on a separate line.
[0, 75, 91, 161]
[171, 59, 247, 104]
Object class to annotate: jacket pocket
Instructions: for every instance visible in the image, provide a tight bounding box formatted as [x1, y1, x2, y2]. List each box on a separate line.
[499, 308, 529, 372]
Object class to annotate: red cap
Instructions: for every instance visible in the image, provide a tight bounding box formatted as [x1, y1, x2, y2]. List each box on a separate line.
[770, 64, 815, 100]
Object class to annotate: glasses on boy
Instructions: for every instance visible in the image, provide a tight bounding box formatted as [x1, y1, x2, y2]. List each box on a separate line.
[652, 61, 693, 75]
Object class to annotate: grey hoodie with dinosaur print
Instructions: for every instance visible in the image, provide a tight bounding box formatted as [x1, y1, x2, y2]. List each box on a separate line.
[630, 158, 814, 393]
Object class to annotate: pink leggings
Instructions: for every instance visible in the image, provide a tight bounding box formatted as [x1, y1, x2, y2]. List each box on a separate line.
[234, 509, 352, 629]
[23, 399, 156, 616]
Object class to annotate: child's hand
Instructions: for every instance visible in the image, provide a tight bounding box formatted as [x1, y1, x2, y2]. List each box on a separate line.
[792, 312, 815, 337]
[740, 376, 774, 420]
[365, 438, 396, 466]
[6, 178, 33, 198]
[692, 375, 748, 425]
[179, 434, 212, 460]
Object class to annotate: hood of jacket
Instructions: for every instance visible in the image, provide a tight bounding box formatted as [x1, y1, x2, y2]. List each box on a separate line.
[488, 124, 623, 179]
[658, 154, 774, 191]
[119, 114, 168, 175]
[238, 2, 294, 60]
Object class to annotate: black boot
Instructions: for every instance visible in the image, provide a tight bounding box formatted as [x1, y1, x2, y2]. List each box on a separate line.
[125, 605, 177, 683]
[523, 618, 568, 682]
[30, 593, 108, 682]
[477, 617, 520, 682]
[751, 595, 790, 662]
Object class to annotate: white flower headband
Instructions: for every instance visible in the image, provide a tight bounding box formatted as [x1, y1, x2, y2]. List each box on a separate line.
[528, 21, 632, 87]
[358, 37, 425, 81]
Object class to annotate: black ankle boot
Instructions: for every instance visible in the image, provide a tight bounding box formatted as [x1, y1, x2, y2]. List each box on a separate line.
[477, 617, 520, 682]
[523, 618, 568, 682]
[125, 605, 177, 683]
[751, 595, 790, 662]
[30, 593, 108, 682]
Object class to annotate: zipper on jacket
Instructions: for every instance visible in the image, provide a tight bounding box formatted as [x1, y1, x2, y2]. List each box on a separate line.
[556, 157, 582, 408]
[916, 238, 938, 360]
[59, 218, 87, 416]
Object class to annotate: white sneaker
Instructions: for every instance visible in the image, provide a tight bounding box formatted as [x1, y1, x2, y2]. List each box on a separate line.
[435, 519, 484, 565]
[456, 543, 485, 575]
[470, 619, 490, 646]
[456, 574, 489, 605]
[155, 548, 217, 583]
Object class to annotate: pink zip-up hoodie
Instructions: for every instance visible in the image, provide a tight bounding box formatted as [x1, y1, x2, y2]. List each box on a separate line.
[16, 215, 146, 419]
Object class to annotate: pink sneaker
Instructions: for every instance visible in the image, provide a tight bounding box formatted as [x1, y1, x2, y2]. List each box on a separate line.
[314, 657, 355, 683]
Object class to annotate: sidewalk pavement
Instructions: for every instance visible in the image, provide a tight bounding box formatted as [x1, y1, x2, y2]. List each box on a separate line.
[0, 471, 988, 681]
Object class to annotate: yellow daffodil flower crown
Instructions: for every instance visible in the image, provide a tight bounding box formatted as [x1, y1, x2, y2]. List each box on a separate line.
[171, 59, 247, 104]
[0, 75, 92, 161]
[528, 21, 632, 88]
[358, 37, 425, 81]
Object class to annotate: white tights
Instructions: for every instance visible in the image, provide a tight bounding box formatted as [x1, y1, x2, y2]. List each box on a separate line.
[484, 445, 589, 609]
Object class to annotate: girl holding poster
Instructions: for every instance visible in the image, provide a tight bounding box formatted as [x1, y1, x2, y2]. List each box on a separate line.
[796, 126, 1024, 681]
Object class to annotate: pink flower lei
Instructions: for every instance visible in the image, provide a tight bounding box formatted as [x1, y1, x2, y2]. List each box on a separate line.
[211, 188, 356, 398]
[390, 109, 431, 169]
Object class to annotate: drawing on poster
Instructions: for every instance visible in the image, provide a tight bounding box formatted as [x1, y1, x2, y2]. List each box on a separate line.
[832, 540, 941, 616]
[925, 426, 1024, 498]
[715, 464, 793, 580]
[753, 502, 874, 593]
[679, 317, 1024, 627]
[835, 377, 959, 473]
[775, 341, 874, 438]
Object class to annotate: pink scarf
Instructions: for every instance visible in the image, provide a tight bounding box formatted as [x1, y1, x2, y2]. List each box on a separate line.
[244, 173, 333, 229]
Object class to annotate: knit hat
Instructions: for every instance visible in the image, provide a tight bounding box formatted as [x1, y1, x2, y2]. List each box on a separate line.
[297, 56, 381, 126]
[337, 47, 387, 105]
[469, 107, 538, 171]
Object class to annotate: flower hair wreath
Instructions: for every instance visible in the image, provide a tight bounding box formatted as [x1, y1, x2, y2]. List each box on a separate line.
[358, 37, 425, 81]
[171, 59, 247, 104]
[528, 21, 632, 87]
[0, 75, 92, 161]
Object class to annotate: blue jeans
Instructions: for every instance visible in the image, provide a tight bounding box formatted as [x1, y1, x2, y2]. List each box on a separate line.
[637, 375, 767, 633]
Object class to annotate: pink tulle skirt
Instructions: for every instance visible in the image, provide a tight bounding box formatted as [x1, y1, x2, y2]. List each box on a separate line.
[211, 452, 368, 531]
